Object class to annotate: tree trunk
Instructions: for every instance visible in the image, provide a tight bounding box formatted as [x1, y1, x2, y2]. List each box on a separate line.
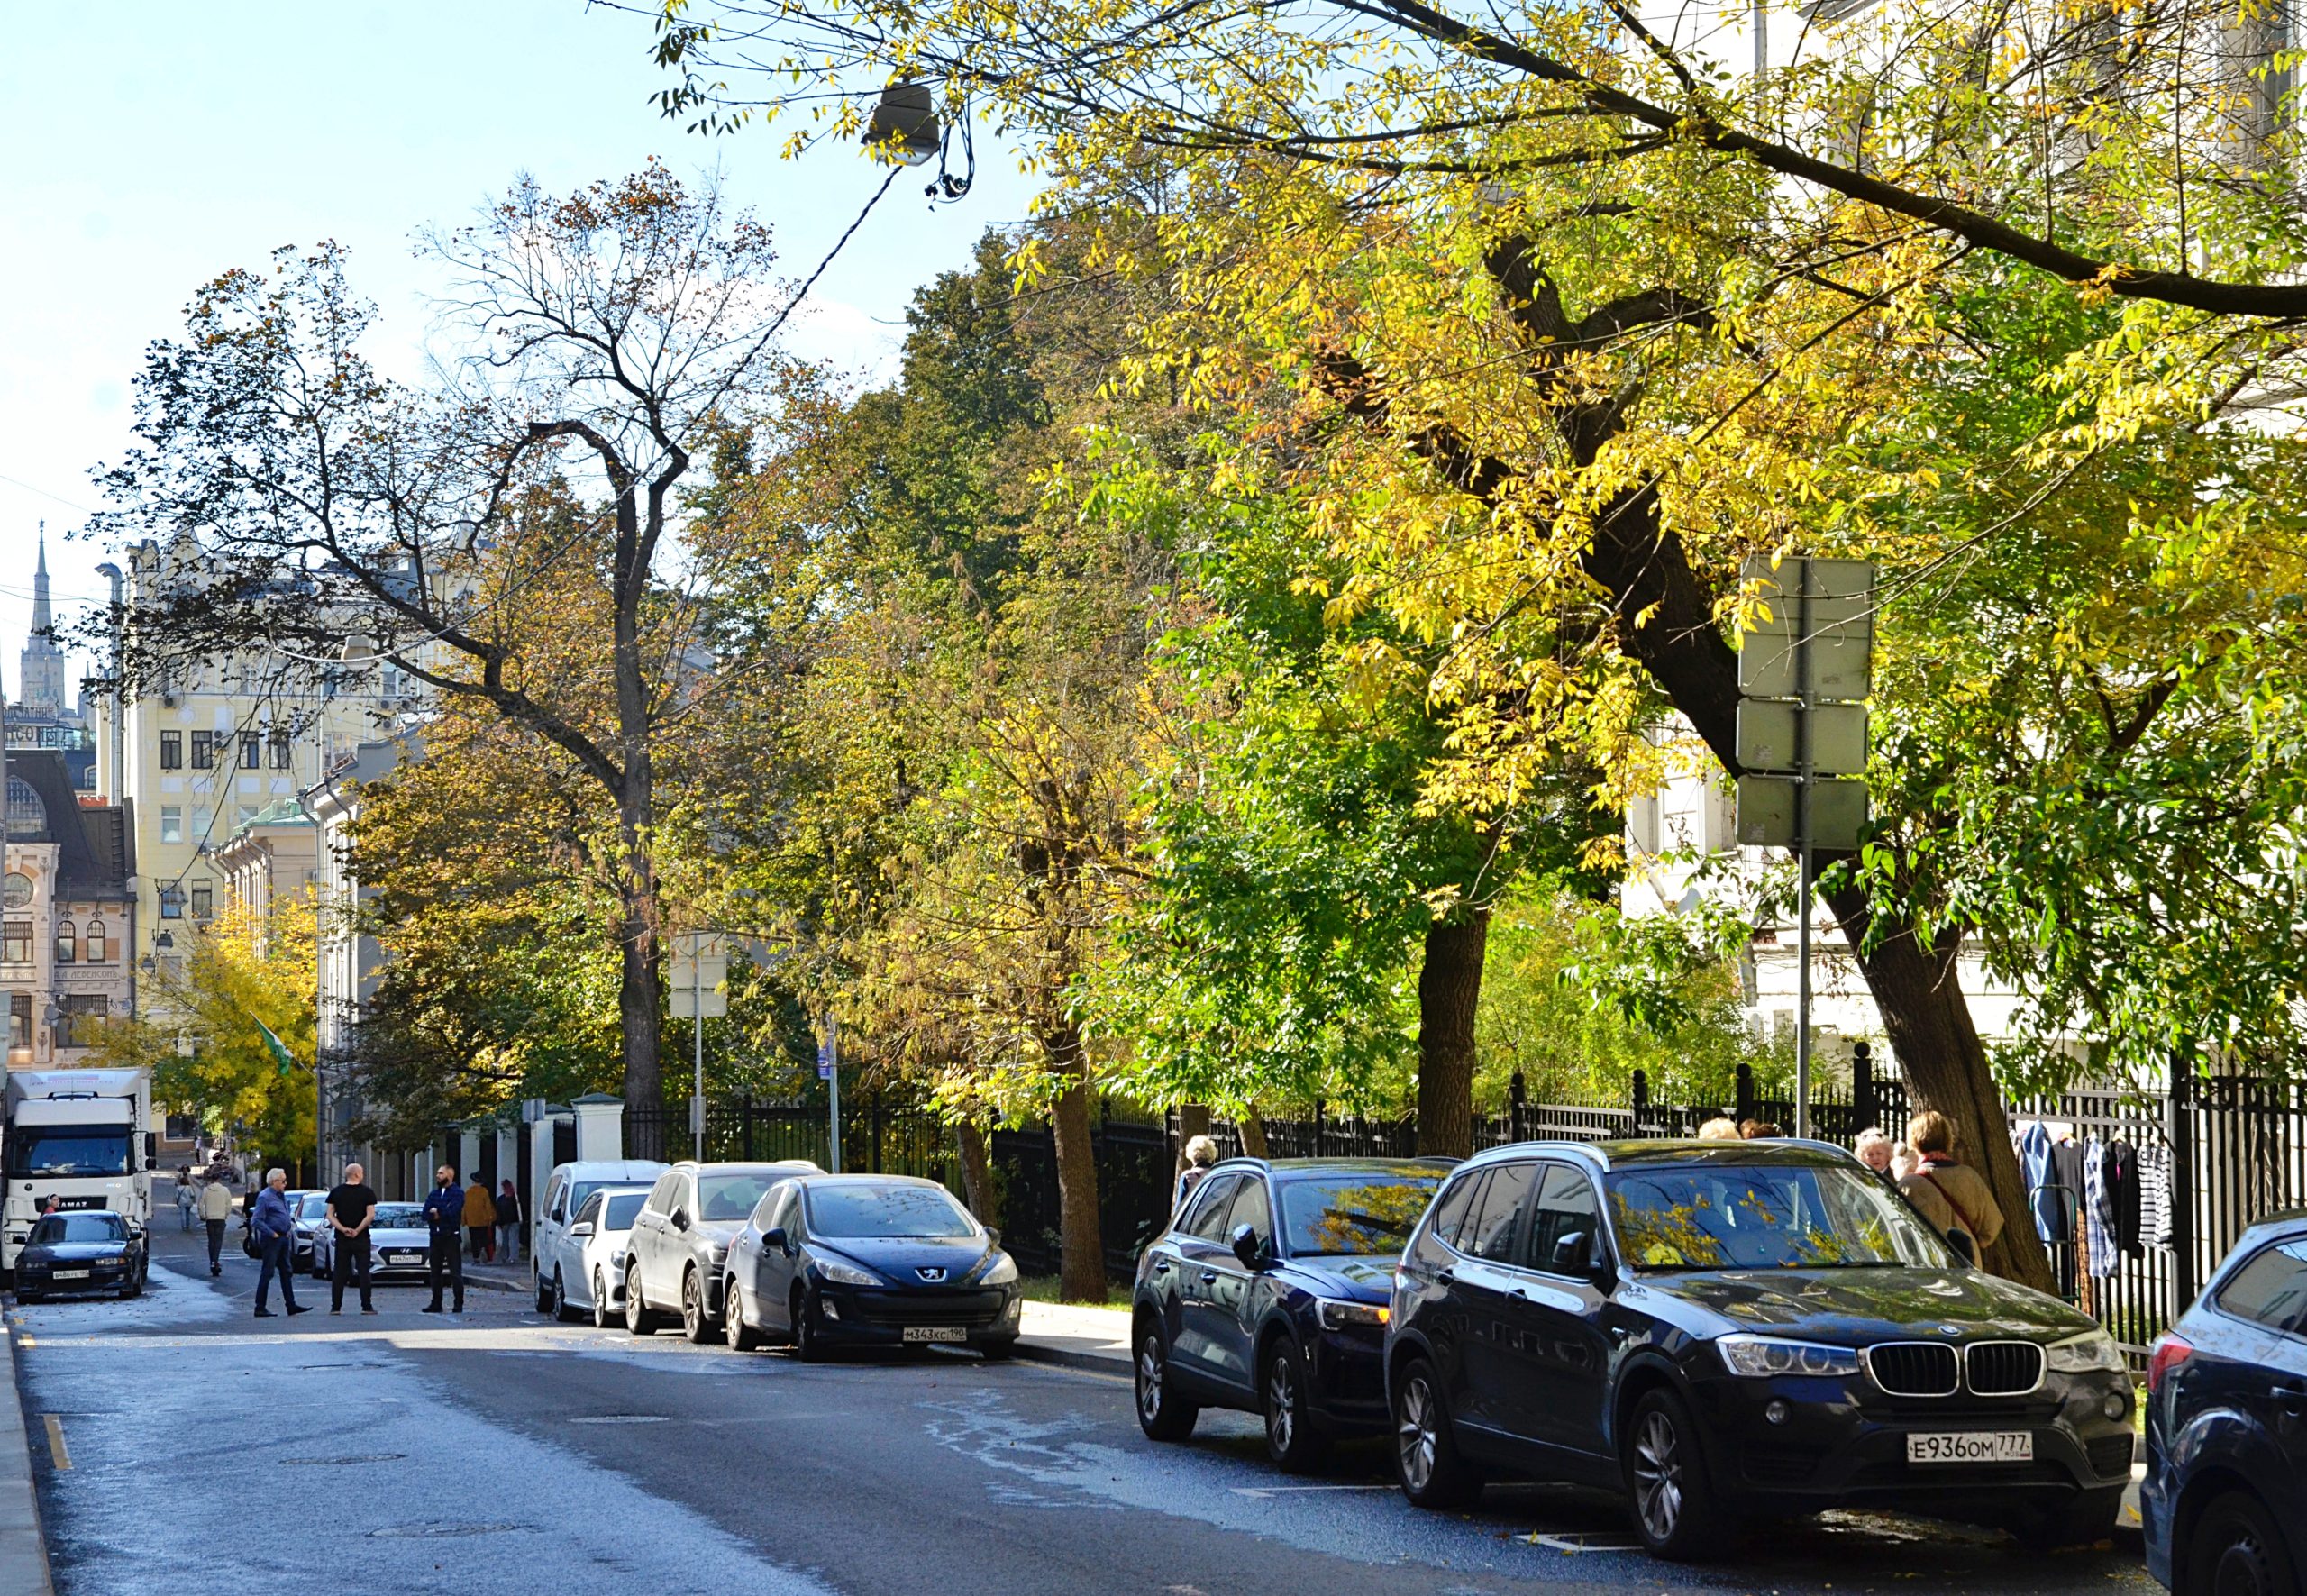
[1827, 884, 2054, 1290]
[1417, 911, 1490, 1157]
[614, 853, 664, 1157]
[1174, 1102, 1210, 1178]
[1236, 1109, 1268, 1159]
[1045, 1026, 1106, 1302]
[955, 1119, 995, 1223]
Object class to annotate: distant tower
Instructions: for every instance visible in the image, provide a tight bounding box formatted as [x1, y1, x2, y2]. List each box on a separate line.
[19, 524, 66, 714]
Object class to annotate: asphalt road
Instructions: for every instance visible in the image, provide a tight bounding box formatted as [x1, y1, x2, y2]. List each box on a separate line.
[9, 1222, 2159, 1596]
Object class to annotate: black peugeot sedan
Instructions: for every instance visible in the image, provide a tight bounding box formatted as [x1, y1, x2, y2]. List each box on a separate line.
[17, 1211, 146, 1301]
[2141, 1210, 2307, 1595]
[720, 1173, 1021, 1359]
[1386, 1140, 2136, 1559]
[1133, 1157, 1454, 1470]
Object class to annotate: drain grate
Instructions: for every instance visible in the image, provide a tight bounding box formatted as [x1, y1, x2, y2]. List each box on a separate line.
[369, 1521, 526, 1539]
[283, 1454, 406, 1466]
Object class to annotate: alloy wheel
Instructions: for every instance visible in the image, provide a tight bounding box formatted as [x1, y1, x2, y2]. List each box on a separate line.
[1266, 1355, 1298, 1455]
[1137, 1334, 1165, 1424]
[552, 1271, 569, 1321]
[1396, 1373, 1437, 1494]
[683, 1272, 704, 1339]
[592, 1269, 612, 1330]
[1632, 1409, 1683, 1544]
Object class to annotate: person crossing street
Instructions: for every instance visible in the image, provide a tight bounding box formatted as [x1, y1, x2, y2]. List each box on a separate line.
[422, 1165, 464, 1314]
[326, 1163, 378, 1314]
[199, 1175, 233, 1275]
[250, 1169, 310, 1319]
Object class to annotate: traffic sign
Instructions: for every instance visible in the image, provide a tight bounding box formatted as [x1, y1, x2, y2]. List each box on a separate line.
[1737, 555, 1874, 701]
[1735, 775, 1868, 851]
[1736, 700, 1869, 775]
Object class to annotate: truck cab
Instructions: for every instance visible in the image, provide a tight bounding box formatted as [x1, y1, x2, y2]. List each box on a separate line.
[4, 1070, 152, 1271]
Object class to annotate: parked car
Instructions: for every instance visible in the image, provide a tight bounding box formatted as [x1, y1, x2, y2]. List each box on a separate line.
[1132, 1156, 1454, 1470]
[242, 1189, 321, 1265]
[542, 1185, 653, 1327]
[532, 1159, 666, 1313]
[293, 1191, 331, 1274]
[16, 1211, 145, 1301]
[312, 1202, 433, 1283]
[1385, 1138, 2136, 1559]
[721, 1173, 1020, 1358]
[625, 1160, 820, 1341]
[2142, 1210, 2307, 1594]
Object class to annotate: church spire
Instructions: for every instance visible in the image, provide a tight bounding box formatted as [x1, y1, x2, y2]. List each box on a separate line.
[19, 523, 62, 715]
[30, 523, 49, 636]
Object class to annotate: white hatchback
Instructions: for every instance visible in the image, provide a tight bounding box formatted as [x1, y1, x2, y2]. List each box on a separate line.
[533, 1160, 666, 1313]
[544, 1186, 655, 1326]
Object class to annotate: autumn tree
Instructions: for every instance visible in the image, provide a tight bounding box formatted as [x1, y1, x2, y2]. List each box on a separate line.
[92, 167, 829, 1149]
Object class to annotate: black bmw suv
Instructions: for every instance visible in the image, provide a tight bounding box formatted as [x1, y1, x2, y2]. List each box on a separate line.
[1387, 1139, 2136, 1559]
[1134, 1156, 1453, 1470]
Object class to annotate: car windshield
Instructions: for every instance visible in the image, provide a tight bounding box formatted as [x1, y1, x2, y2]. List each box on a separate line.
[699, 1173, 784, 1222]
[1280, 1173, 1445, 1256]
[807, 1183, 977, 1239]
[570, 1180, 651, 1217]
[31, 1214, 125, 1245]
[1606, 1162, 1955, 1271]
[297, 1194, 328, 1219]
[373, 1205, 427, 1229]
[6, 1126, 132, 1179]
[600, 1192, 646, 1231]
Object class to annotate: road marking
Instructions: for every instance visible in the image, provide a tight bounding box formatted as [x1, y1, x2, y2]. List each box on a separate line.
[41, 1415, 68, 1471]
[1521, 1531, 1640, 1554]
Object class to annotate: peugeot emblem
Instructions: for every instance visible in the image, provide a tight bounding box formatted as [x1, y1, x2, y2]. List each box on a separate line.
[916, 1266, 947, 1282]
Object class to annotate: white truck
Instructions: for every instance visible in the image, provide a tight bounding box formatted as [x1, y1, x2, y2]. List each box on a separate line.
[4, 1069, 153, 1272]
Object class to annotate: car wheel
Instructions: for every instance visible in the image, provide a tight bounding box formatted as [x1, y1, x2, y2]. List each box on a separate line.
[552, 1270, 577, 1324]
[534, 1267, 554, 1313]
[791, 1285, 829, 1363]
[1262, 1337, 1330, 1473]
[725, 1278, 761, 1352]
[681, 1268, 712, 1344]
[1391, 1358, 1481, 1509]
[2185, 1491, 2292, 1591]
[1134, 1322, 1199, 1441]
[980, 1338, 1017, 1363]
[625, 1265, 660, 1336]
[591, 1268, 613, 1331]
[2014, 1483, 2123, 1552]
[1622, 1388, 1721, 1561]
[15, 1290, 38, 1305]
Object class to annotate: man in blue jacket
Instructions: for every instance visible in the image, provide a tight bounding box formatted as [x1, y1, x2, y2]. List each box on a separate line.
[422, 1164, 465, 1314]
[251, 1168, 311, 1319]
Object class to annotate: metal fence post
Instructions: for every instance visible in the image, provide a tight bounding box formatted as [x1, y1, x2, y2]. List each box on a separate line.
[1852, 1042, 1874, 1129]
[1630, 1069, 1649, 1135]
[1735, 1062, 1755, 1126]
[2170, 1051, 2197, 1311]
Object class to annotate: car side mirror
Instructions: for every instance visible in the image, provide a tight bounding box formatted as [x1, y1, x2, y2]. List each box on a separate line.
[570, 1221, 595, 1238]
[763, 1226, 788, 1253]
[1550, 1231, 1591, 1275]
[671, 1208, 690, 1232]
[1229, 1223, 1268, 1270]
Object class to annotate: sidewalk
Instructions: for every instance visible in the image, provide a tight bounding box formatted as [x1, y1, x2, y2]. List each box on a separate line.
[1015, 1300, 1129, 1373]
[0, 1323, 54, 1596]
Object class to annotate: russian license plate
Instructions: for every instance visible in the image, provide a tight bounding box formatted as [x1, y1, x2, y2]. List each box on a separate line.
[51, 1270, 88, 1281]
[902, 1326, 966, 1344]
[1907, 1430, 2033, 1464]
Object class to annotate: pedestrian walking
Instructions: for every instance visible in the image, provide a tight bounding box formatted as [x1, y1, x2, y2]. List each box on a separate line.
[176, 1173, 196, 1232]
[495, 1180, 522, 1266]
[422, 1166, 465, 1314]
[463, 1175, 497, 1263]
[250, 1169, 310, 1319]
[326, 1163, 379, 1315]
[1900, 1109, 2005, 1263]
[1174, 1135, 1217, 1211]
[199, 1175, 233, 1274]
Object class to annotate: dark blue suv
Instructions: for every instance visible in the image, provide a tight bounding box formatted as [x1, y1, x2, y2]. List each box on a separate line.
[1132, 1157, 1453, 1471]
[2143, 1211, 2307, 1594]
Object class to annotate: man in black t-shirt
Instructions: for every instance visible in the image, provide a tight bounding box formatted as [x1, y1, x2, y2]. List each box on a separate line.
[326, 1164, 379, 1314]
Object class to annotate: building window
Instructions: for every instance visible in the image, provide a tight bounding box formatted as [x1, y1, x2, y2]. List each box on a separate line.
[190, 731, 214, 770]
[381, 661, 409, 699]
[53, 922, 73, 965]
[2, 923, 31, 965]
[160, 807, 183, 844]
[160, 888, 184, 920]
[7, 778, 43, 839]
[56, 996, 105, 1049]
[239, 733, 260, 770]
[191, 885, 214, 919]
[84, 921, 107, 962]
[269, 732, 291, 770]
[8, 995, 28, 1053]
[160, 732, 182, 770]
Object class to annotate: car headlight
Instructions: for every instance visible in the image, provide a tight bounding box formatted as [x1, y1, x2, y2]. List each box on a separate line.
[2047, 1329, 2125, 1374]
[980, 1254, 1018, 1286]
[813, 1255, 881, 1287]
[1719, 1334, 1861, 1378]
[1317, 1298, 1389, 1330]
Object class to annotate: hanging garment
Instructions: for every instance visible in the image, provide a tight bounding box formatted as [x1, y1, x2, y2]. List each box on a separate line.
[2139, 1141, 2175, 1250]
[2048, 1135, 2085, 1251]
[2084, 1137, 2117, 1278]
[2019, 1120, 2061, 1243]
[2106, 1138, 2142, 1256]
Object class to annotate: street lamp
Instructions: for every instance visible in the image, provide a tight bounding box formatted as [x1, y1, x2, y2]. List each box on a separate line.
[865, 81, 941, 166]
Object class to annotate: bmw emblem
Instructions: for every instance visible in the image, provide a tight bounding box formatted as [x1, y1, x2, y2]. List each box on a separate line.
[1938, 1325, 1963, 1336]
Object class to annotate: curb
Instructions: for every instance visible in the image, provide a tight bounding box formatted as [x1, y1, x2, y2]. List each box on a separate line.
[1009, 1339, 1130, 1376]
[0, 1326, 55, 1596]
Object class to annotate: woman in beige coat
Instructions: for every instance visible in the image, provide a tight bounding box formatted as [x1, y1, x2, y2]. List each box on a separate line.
[1898, 1110, 2004, 1262]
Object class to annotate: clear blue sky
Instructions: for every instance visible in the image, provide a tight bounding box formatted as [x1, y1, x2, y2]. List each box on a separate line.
[0, 1, 1040, 688]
